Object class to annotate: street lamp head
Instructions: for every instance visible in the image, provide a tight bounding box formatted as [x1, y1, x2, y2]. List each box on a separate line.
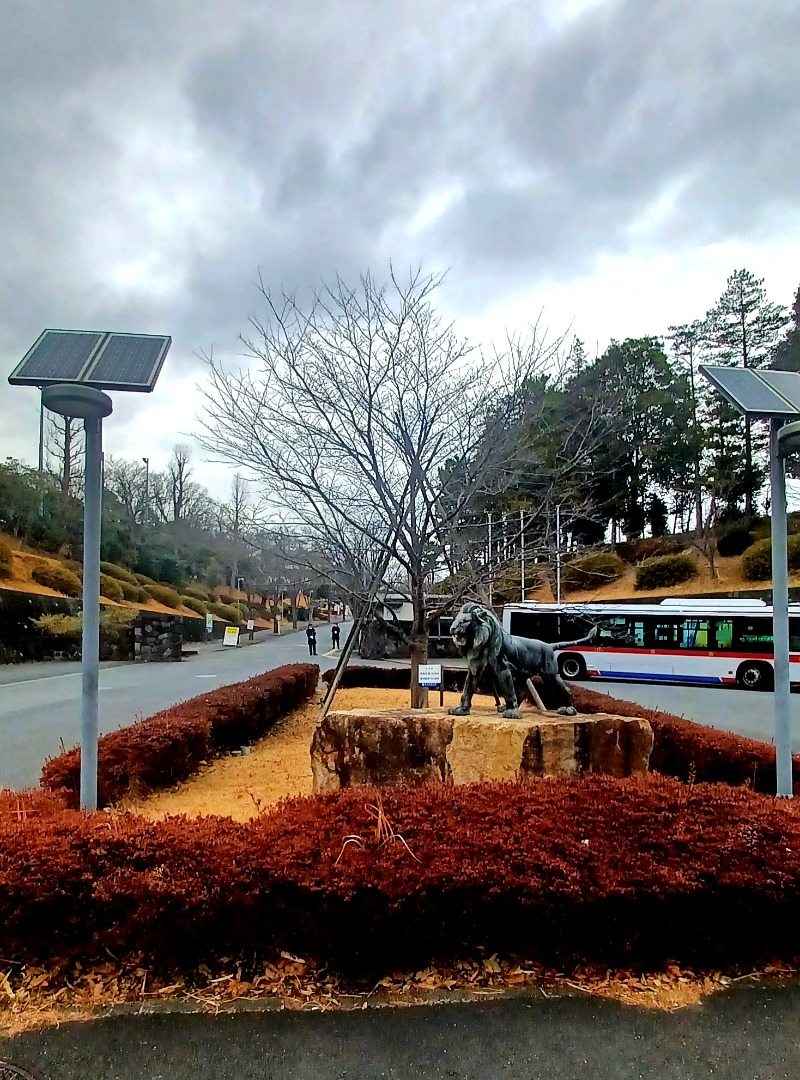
[41, 383, 112, 421]
[778, 420, 800, 460]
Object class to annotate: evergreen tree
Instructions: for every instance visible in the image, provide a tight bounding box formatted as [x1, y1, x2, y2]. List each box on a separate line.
[703, 269, 789, 516]
[667, 321, 705, 534]
[771, 285, 800, 372]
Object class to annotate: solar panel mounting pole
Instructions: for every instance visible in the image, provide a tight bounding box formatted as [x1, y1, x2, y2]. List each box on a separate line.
[41, 384, 113, 812]
[770, 419, 793, 796]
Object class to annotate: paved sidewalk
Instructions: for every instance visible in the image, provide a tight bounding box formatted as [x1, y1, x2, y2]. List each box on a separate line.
[3, 984, 800, 1079]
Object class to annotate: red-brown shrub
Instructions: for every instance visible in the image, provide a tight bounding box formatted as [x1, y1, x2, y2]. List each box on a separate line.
[4, 776, 800, 973]
[572, 685, 800, 794]
[41, 663, 319, 807]
[41, 713, 213, 809]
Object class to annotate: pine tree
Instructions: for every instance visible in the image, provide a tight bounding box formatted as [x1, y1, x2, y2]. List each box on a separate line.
[668, 321, 705, 534]
[771, 285, 800, 372]
[703, 270, 789, 516]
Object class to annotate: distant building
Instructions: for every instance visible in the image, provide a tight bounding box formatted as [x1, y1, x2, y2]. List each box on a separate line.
[359, 588, 458, 660]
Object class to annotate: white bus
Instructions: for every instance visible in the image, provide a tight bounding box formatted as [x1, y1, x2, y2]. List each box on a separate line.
[502, 599, 800, 692]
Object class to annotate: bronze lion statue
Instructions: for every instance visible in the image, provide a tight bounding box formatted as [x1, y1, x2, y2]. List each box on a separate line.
[448, 602, 596, 719]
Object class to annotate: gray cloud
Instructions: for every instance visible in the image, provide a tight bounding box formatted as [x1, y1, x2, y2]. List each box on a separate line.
[1, 0, 798, 475]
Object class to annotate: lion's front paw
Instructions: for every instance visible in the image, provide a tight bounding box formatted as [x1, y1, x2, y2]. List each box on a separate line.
[500, 708, 522, 719]
[448, 705, 471, 716]
[557, 705, 577, 716]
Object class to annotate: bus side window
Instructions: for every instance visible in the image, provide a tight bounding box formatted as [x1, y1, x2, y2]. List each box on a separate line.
[680, 618, 710, 649]
[713, 619, 734, 650]
[791, 619, 800, 653]
[629, 620, 645, 647]
[651, 621, 680, 648]
[735, 621, 773, 653]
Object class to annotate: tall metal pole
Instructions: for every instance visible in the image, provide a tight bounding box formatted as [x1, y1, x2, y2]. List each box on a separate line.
[770, 418, 793, 797]
[487, 513, 493, 608]
[520, 508, 525, 601]
[37, 391, 45, 517]
[80, 416, 103, 812]
[142, 457, 149, 526]
[555, 503, 562, 605]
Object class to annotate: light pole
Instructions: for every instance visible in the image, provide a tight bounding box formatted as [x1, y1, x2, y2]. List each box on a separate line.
[42, 384, 113, 812]
[142, 456, 150, 526]
[555, 503, 562, 605]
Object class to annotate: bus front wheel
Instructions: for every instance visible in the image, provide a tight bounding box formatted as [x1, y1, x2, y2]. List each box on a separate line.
[558, 654, 586, 680]
[736, 661, 773, 692]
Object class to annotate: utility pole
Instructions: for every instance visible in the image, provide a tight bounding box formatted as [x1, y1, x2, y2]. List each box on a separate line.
[142, 457, 150, 527]
[555, 503, 562, 605]
[520, 508, 526, 601]
[487, 513, 493, 608]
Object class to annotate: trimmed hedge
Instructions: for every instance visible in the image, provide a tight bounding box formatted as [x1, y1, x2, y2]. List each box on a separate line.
[100, 574, 125, 602]
[100, 562, 138, 585]
[208, 601, 243, 624]
[182, 595, 208, 617]
[145, 584, 182, 609]
[615, 537, 683, 564]
[31, 563, 82, 598]
[741, 535, 800, 581]
[634, 552, 698, 590]
[5, 776, 800, 973]
[717, 524, 756, 558]
[41, 663, 319, 807]
[119, 581, 142, 603]
[561, 551, 625, 592]
[183, 585, 210, 602]
[0, 538, 13, 579]
[134, 573, 157, 586]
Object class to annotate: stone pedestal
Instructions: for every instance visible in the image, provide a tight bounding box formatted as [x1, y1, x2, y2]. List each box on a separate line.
[311, 707, 653, 793]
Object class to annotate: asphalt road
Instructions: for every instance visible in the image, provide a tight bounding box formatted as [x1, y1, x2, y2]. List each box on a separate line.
[0, 626, 346, 791]
[4, 985, 800, 1079]
[582, 677, 800, 749]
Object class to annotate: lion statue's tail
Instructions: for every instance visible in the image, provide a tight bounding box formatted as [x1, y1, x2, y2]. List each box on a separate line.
[551, 626, 598, 650]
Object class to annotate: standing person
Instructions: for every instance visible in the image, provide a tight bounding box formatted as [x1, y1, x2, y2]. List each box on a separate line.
[331, 621, 341, 650]
[306, 622, 317, 656]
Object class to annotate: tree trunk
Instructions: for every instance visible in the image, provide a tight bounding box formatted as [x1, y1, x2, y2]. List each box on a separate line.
[744, 416, 753, 518]
[410, 629, 429, 708]
[409, 573, 429, 708]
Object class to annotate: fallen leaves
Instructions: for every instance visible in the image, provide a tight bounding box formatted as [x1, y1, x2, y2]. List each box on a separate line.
[3, 952, 800, 1036]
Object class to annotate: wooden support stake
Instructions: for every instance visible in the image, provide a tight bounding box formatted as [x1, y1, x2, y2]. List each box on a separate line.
[525, 678, 547, 714]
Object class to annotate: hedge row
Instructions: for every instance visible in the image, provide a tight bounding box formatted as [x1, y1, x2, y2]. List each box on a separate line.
[4, 776, 800, 973]
[572, 685, 800, 794]
[634, 551, 698, 590]
[41, 663, 319, 807]
[324, 665, 800, 793]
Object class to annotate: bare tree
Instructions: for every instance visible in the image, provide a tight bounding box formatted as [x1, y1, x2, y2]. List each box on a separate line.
[45, 412, 83, 495]
[104, 456, 148, 521]
[218, 473, 250, 590]
[197, 268, 591, 704]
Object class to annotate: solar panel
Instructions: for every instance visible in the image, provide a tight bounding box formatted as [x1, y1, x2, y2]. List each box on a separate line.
[757, 370, 800, 413]
[8, 330, 105, 385]
[86, 333, 171, 391]
[8, 329, 171, 393]
[699, 365, 800, 417]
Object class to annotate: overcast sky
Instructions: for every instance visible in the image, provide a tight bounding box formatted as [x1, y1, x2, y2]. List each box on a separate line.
[1, 0, 798, 498]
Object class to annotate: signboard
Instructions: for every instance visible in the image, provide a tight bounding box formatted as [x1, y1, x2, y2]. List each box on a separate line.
[418, 663, 443, 688]
[223, 626, 240, 647]
[246, 619, 254, 632]
[205, 613, 213, 633]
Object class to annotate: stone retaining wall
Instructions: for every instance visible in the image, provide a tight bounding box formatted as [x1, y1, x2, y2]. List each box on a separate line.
[134, 614, 184, 662]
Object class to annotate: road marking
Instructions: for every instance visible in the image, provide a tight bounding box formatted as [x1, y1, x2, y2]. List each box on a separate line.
[0, 672, 82, 689]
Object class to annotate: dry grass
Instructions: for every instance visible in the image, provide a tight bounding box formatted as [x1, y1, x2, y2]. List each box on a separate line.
[132, 701, 322, 821]
[532, 552, 790, 604]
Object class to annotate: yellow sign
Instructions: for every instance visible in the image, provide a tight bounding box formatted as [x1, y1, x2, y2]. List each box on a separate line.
[223, 626, 240, 647]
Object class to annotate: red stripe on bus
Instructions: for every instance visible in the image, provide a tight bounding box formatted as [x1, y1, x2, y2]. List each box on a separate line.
[565, 647, 799, 661]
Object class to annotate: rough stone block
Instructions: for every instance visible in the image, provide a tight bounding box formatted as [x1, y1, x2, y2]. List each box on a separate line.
[311, 707, 653, 793]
